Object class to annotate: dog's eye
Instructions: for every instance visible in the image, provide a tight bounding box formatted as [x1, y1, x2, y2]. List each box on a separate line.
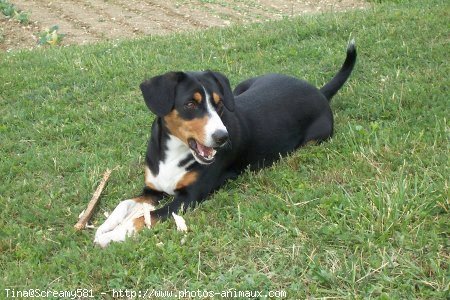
[185, 101, 198, 110]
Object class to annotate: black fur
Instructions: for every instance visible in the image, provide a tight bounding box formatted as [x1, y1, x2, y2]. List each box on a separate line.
[140, 72, 185, 116]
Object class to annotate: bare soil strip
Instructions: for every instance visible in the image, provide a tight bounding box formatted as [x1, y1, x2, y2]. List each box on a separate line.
[2, 0, 368, 51]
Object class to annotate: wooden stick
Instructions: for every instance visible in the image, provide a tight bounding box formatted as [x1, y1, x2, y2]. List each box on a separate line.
[74, 168, 112, 231]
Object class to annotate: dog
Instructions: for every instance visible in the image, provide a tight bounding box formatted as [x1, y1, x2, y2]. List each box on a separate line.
[94, 40, 357, 247]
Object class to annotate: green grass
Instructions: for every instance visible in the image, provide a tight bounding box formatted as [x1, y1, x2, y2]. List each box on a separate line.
[1, 0, 448, 298]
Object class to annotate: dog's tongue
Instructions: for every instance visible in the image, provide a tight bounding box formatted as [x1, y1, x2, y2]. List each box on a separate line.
[197, 143, 213, 157]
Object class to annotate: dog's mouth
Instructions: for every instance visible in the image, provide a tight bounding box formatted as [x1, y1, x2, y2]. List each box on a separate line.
[188, 138, 217, 165]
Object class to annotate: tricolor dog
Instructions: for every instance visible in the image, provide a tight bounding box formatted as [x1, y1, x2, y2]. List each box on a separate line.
[95, 41, 357, 247]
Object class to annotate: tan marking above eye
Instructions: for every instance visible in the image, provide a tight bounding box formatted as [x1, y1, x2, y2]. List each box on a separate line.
[193, 92, 202, 103]
[164, 110, 208, 145]
[212, 92, 221, 104]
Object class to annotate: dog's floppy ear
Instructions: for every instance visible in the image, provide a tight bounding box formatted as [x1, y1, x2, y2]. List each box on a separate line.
[208, 71, 235, 112]
[140, 72, 185, 116]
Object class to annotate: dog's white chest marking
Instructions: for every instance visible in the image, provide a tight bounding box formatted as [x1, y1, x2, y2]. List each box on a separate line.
[145, 135, 194, 195]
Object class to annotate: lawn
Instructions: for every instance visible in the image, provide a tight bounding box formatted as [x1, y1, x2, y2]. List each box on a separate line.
[0, 0, 448, 298]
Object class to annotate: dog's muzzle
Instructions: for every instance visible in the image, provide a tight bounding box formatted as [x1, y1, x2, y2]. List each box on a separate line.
[188, 130, 229, 165]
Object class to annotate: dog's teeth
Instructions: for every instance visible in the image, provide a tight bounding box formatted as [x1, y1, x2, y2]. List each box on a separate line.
[206, 149, 216, 159]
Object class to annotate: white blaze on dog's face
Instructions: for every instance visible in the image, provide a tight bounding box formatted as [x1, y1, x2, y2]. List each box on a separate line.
[202, 86, 228, 147]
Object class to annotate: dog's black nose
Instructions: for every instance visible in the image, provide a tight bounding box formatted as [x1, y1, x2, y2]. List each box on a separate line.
[212, 130, 229, 146]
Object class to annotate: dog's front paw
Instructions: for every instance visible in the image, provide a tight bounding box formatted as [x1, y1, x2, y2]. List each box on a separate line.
[94, 199, 155, 248]
[94, 223, 132, 248]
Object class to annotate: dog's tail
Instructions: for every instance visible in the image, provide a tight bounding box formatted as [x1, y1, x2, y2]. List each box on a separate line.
[320, 39, 357, 101]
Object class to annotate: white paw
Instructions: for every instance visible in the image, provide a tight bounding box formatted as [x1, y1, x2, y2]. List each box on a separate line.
[94, 199, 155, 248]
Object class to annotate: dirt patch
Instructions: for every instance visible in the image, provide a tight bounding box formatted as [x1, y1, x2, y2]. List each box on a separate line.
[1, 0, 368, 51]
[0, 16, 37, 51]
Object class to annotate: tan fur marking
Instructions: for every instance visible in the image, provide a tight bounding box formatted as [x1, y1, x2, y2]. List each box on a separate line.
[175, 171, 198, 190]
[164, 110, 208, 145]
[212, 92, 221, 104]
[193, 92, 202, 103]
[133, 195, 158, 206]
[133, 215, 159, 231]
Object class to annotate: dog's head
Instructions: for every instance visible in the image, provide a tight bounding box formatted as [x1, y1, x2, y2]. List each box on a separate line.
[140, 71, 234, 165]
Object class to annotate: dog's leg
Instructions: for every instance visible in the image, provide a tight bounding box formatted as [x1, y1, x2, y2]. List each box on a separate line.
[148, 194, 193, 224]
[94, 194, 161, 248]
[149, 169, 238, 224]
[303, 115, 333, 145]
[95, 169, 236, 246]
